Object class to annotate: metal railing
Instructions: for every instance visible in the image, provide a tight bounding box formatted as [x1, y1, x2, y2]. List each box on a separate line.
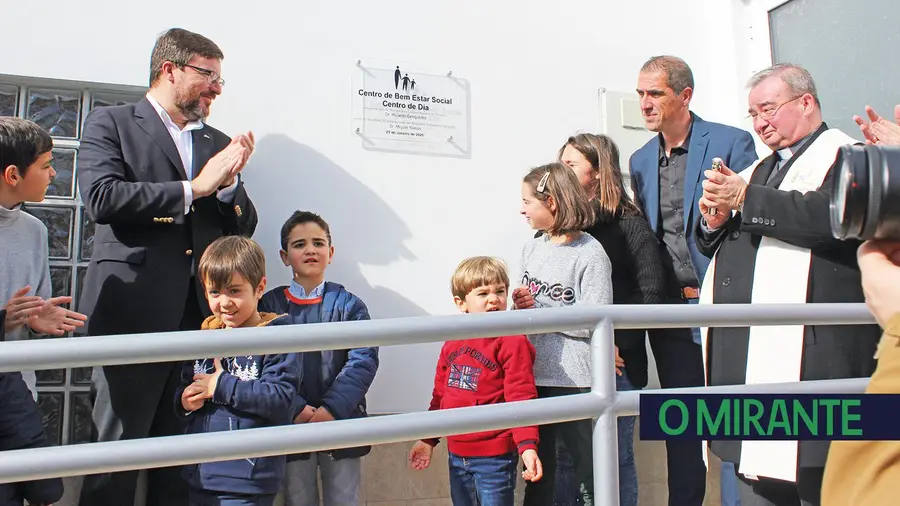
[0, 303, 878, 506]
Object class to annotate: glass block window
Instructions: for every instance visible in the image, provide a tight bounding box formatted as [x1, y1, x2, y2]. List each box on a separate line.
[2, 76, 144, 445]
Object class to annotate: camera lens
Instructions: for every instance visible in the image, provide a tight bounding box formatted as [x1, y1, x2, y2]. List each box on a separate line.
[831, 144, 900, 241]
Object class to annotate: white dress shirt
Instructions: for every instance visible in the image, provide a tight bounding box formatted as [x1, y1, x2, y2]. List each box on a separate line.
[145, 93, 238, 215]
[288, 279, 326, 300]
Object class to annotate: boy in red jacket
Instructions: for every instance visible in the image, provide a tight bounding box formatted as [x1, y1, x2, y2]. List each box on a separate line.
[408, 256, 542, 505]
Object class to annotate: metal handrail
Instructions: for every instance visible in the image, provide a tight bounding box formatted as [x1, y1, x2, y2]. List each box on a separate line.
[0, 303, 878, 506]
[0, 303, 875, 373]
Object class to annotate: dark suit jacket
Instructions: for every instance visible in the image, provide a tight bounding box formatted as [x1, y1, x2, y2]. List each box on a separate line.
[76, 97, 258, 336]
[694, 125, 880, 468]
[629, 112, 758, 287]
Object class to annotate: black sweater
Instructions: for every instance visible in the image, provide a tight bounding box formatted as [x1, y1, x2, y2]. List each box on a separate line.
[584, 213, 666, 388]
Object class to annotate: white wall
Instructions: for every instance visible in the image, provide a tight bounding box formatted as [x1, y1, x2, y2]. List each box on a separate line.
[730, 0, 792, 161]
[1, 0, 758, 413]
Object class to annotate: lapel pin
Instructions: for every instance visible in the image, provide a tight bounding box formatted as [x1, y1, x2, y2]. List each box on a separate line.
[203, 133, 210, 139]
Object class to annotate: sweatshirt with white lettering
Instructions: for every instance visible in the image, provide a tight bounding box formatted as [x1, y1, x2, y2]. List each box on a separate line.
[519, 232, 613, 387]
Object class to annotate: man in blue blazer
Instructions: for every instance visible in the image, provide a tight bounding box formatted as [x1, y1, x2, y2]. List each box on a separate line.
[629, 56, 758, 506]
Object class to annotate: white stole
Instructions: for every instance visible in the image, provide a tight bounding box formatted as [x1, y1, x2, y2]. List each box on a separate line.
[698, 128, 858, 482]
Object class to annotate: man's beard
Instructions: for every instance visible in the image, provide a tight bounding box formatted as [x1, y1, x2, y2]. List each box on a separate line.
[174, 89, 208, 122]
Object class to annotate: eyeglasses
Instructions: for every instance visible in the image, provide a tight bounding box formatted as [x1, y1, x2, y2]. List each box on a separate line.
[179, 63, 225, 87]
[747, 95, 804, 121]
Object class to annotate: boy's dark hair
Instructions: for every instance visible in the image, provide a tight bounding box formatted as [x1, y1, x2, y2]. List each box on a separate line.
[280, 211, 332, 250]
[149, 28, 224, 87]
[199, 236, 266, 292]
[0, 117, 53, 177]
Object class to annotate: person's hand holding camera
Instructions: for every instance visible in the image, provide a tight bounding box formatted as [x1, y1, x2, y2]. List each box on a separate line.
[857, 240, 900, 328]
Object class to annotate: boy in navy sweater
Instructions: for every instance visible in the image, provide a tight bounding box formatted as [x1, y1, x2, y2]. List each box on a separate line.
[0, 306, 64, 506]
[408, 256, 543, 506]
[258, 210, 378, 506]
[176, 236, 301, 506]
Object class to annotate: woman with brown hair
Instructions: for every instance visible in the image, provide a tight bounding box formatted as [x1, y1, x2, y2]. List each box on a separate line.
[555, 133, 666, 506]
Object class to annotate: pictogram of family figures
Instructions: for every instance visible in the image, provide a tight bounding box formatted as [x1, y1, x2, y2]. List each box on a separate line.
[394, 66, 416, 91]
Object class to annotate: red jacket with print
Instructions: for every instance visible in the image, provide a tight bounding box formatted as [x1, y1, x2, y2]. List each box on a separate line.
[425, 335, 539, 457]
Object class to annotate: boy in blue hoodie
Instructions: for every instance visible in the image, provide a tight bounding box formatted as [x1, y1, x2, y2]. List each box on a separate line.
[258, 211, 378, 506]
[176, 235, 301, 506]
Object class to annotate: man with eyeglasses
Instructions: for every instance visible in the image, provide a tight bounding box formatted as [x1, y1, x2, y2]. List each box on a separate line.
[695, 63, 880, 506]
[76, 27, 257, 506]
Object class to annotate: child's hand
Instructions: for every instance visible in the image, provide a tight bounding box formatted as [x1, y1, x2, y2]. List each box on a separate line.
[3, 286, 44, 333]
[512, 286, 535, 309]
[293, 405, 317, 424]
[28, 296, 87, 336]
[521, 449, 543, 482]
[615, 346, 625, 376]
[309, 406, 336, 423]
[192, 358, 225, 399]
[408, 441, 433, 470]
[181, 383, 206, 411]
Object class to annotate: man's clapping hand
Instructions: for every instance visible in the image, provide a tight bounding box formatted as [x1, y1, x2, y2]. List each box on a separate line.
[854, 105, 900, 147]
[190, 131, 255, 198]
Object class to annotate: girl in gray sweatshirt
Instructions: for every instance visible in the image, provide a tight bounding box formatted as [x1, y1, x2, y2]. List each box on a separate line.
[515, 162, 614, 506]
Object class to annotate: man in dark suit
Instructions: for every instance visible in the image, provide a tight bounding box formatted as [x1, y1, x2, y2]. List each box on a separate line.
[629, 55, 758, 506]
[76, 28, 258, 506]
[696, 63, 880, 506]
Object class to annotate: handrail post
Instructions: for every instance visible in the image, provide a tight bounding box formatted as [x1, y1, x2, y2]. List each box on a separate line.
[592, 317, 619, 506]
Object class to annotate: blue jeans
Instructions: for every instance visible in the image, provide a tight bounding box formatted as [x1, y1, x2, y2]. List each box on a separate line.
[721, 461, 742, 506]
[189, 488, 276, 506]
[552, 373, 639, 506]
[448, 452, 517, 506]
[524, 387, 594, 506]
[283, 453, 361, 506]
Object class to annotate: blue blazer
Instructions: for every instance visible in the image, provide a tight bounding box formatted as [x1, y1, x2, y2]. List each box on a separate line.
[628, 113, 758, 283]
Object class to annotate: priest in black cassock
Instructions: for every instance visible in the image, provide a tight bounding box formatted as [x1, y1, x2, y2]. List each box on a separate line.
[692, 63, 880, 506]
